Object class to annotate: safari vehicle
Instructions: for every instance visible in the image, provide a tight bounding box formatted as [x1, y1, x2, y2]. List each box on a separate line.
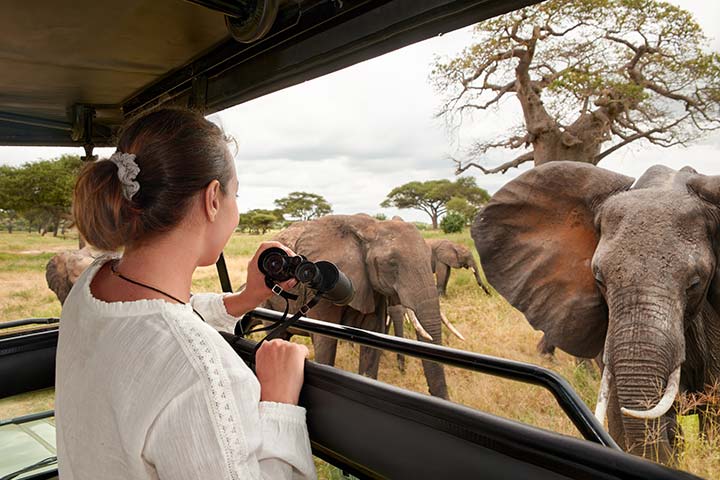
[0, 1, 703, 479]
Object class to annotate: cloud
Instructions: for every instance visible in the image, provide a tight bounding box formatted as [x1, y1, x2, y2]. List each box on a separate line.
[1, 0, 718, 225]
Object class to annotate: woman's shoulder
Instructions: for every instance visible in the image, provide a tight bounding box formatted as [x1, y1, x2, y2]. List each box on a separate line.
[159, 306, 256, 387]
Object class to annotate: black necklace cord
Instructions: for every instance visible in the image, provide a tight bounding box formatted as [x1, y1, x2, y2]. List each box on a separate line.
[110, 260, 207, 323]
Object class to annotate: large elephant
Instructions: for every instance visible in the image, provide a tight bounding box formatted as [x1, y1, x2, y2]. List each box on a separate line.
[473, 162, 720, 462]
[46, 247, 102, 304]
[265, 214, 450, 399]
[426, 238, 491, 296]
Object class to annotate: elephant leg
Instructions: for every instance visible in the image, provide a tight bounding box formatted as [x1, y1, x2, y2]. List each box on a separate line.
[312, 334, 338, 366]
[387, 304, 406, 373]
[435, 263, 451, 297]
[308, 303, 344, 366]
[358, 313, 383, 378]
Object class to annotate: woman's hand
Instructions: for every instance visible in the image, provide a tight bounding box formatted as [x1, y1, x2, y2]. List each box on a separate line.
[255, 339, 309, 404]
[223, 241, 298, 317]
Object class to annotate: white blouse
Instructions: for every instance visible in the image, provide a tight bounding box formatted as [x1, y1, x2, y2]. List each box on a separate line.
[55, 255, 317, 480]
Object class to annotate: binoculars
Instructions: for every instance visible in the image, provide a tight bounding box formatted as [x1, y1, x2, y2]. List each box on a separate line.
[258, 247, 354, 306]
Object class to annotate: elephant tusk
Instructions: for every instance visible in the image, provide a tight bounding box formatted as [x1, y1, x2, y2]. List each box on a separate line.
[620, 366, 681, 419]
[406, 310, 433, 341]
[594, 366, 612, 426]
[386, 314, 390, 327]
[440, 312, 465, 341]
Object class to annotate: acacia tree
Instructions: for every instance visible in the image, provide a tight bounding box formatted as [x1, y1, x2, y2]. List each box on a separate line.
[0, 155, 82, 235]
[274, 191, 332, 221]
[238, 209, 283, 234]
[381, 177, 489, 228]
[432, 0, 720, 174]
[0, 165, 20, 233]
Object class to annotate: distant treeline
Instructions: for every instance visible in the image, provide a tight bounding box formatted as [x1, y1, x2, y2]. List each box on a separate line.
[0, 155, 82, 236]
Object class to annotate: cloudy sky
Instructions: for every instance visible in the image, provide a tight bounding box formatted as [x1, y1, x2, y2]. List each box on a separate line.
[1, 0, 718, 223]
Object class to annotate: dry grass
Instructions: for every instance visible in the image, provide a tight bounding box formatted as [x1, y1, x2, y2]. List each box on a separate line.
[673, 384, 720, 478]
[0, 230, 717, 479]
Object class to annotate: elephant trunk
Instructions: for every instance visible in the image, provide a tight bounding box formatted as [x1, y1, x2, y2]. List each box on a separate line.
[470, 261, 491, 295]
[405, 286, 448, 399]
[605, 292, 684, 463]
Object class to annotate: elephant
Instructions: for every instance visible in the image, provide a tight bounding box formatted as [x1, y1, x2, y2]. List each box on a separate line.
[46, 246, 102, 304]
[426, 238, 491, 296]
[473, 161, 720, 463]
[263, 214, 452, 399]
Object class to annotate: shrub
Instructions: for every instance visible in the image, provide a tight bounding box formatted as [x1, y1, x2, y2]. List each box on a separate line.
[441, 212, 465, 233]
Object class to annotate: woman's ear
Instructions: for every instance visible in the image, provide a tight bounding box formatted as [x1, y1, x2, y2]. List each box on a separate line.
[203, 180, 222, 222]
[473, 161, 634, 358]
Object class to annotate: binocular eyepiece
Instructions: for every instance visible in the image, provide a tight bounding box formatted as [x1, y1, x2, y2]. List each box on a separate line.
[258, 247, 354, 306]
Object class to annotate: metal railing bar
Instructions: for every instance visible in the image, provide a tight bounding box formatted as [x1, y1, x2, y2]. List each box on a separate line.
[244, 307, 619, 449]
[0, 318, 59, 330]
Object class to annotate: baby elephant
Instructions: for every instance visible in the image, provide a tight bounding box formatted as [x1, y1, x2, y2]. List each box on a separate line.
[426, 239, 491, 296]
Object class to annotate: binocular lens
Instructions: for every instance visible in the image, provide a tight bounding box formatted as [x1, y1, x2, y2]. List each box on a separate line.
[262, 252, 286, 276]
[295, 262, 319, 284]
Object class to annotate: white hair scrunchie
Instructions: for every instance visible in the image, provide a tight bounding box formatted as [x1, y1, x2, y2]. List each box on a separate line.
[106, 152, 140, 201]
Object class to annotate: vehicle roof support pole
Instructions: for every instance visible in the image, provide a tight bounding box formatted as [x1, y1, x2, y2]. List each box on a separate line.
[71, 105, 97, 161]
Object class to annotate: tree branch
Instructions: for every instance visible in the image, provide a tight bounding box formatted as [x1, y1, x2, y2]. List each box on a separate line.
[459, 81, 517, 111]
[596, 114, 689, 162]
[453, 151, 534, 175]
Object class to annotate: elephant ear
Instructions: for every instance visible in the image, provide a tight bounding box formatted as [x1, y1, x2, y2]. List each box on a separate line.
[473, 162, 634, 358]
[294, 216, 376, 314]
[46, 252, 72, 305]
[67, 250, 95, 284]
[687, 174, 720, 313]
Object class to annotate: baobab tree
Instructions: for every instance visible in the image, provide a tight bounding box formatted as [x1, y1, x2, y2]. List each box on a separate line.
[432, 0, 720, 174]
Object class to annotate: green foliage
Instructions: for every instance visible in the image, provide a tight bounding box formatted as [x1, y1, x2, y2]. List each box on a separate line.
[441, 212, 465, 233]
[237, 209, 283, 234]
[381, 177, 489, 228]
[413, 222, 430, 230]
[373, 213, 387, 221]
[274, 191, 332, 221]
[446, 196, 479, 225]
[0, 155, 83, 234]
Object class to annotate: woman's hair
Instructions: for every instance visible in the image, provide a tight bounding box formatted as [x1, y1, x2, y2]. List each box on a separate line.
[73, 108, 233, 251]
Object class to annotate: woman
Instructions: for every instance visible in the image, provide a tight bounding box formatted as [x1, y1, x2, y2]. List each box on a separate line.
[55, 108, 316, 479]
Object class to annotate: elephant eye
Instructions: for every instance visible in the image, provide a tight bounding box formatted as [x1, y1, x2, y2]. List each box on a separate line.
[687, 276, 701, 292]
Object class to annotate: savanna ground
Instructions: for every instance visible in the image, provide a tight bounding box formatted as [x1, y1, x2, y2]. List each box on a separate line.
[0, 230, 717, 479]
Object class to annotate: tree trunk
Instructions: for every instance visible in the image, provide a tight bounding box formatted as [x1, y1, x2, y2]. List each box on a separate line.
[431, 213, 438, 229]
[531, 110, 612, 166]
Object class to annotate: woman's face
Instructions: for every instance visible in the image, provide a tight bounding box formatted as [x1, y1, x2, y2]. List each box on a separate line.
[199, 156, 240, 266]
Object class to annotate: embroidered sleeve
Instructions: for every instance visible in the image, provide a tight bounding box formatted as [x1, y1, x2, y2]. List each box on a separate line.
[189, 293, 240, 331]
[143, 314, 316, 480]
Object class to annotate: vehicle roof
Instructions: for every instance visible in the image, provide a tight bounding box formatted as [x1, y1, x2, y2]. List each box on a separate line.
[0, 0, 539, 148]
